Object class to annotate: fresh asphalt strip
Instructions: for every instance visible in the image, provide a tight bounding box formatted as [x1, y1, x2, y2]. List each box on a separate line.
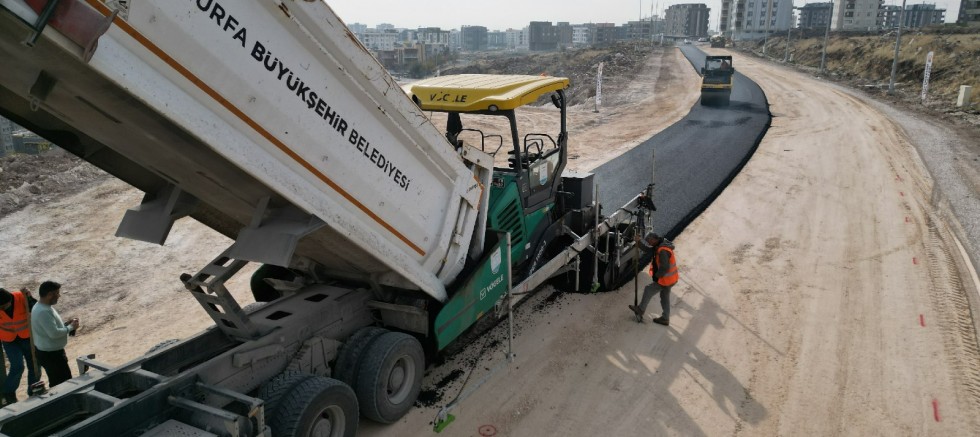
[594, 45, 772, 241]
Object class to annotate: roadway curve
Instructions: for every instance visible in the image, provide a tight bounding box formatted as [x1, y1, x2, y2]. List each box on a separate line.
[595, 45, 771, 239]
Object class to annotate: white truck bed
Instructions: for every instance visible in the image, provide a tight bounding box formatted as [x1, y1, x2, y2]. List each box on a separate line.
[0, 0, 490, 300]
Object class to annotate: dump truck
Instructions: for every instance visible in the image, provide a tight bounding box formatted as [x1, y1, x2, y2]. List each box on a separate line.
[700, 55, 735, 106]
[0, 1, 654, 435]
[709, 35, 726, 48]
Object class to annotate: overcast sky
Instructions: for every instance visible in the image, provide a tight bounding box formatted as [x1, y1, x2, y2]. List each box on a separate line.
[325, 0, 961, 32]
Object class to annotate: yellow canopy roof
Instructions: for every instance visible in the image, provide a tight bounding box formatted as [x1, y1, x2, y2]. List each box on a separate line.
[404, 74, 570, 112]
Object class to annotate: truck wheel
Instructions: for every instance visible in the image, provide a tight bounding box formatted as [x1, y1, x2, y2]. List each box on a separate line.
[355, 332, 424, 423]
[333, 327, 387, 388]
[250, 264, 295, 302]
[269, 377, 358, 437]
[258, 370, 315, 416]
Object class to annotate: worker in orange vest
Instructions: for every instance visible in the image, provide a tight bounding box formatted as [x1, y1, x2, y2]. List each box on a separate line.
[0, 287, 40, 405]
[629, 232, 678, 326]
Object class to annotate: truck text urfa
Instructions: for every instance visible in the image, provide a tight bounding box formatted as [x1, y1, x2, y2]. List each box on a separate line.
[0, 1, 655, 436]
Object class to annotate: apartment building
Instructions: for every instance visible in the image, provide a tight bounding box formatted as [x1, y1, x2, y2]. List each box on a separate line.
[903, 3, 946, 27]
[488, 31, 507, 49]
[528, 21, 559, 51]
[505, 28, 528, 50]
[416, 27, 450, 46]
[799, 2, 834, 29]
[0, 117, 14, 157]
[460, 25, 488, 51]
[593, 23, 620, 46]
[721, 0, 793, 39]
[359, 29, 398, 51]
[557, 22, 574, 48]
[625, 17, 666, 40]
[961, 0, 980, 24]
[572, 24, 592, 46]
[665, 3, 711, 37]
[879, 5, 902, 28]
[832, 0, 884, 30]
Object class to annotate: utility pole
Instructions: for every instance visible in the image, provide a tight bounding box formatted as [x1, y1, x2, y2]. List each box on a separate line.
[888, 0, 908, 94]
[785, 5, 800, 63]
[784, 25, 791, 62]
[820, 3, 832, 73]
[763, 0, 774, 56]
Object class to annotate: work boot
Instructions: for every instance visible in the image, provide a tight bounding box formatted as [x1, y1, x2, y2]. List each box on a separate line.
[628, 305, 643, 323]
[652, 316, 669, 326]
[2, 392, 16, 406]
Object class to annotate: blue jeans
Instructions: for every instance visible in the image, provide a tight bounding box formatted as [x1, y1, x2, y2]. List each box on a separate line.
[2, 338, 39, 395]
[638, 281, 671, 319]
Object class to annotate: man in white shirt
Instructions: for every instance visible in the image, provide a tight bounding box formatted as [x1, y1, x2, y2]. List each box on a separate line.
[30, 281, 79, 387]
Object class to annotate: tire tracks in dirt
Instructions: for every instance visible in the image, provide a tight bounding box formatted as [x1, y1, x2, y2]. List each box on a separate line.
[923, 212, 980, 432]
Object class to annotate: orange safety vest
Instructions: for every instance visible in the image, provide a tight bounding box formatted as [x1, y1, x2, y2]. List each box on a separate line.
[0, 291, 30, 342]
[648, 246, 678, 287]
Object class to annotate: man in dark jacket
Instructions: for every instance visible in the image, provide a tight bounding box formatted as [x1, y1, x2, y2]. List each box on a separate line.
[629, 233, 678, 326]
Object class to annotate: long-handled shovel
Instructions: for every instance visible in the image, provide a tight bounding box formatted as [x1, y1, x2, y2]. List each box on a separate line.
[0, 343, 7, 406]
[632, 236, 640, 323]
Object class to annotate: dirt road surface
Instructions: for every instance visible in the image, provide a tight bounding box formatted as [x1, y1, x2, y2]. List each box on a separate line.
[358, 52, 980, 435]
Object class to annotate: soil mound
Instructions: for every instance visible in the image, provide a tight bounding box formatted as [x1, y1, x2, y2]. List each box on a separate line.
[0, 149, 110, 217]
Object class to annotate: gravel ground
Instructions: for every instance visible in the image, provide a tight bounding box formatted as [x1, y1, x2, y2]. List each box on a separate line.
[818, 80, 980, 276]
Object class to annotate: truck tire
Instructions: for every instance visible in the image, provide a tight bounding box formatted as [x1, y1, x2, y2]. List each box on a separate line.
[355, 332, 424, 423]
[333, 327, 387, 388]
[268, 377, 358, 437]
[258, 370, 315, 416]
[250, 264, 295, 302]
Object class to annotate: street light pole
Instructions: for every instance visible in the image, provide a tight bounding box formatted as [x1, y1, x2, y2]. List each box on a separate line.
[784, 25, 791, 62]
[888, 0, 908, 94]
[763, 0, 774, 56]
[785, 5, 801, 63]
[820, 3, 832, 72]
